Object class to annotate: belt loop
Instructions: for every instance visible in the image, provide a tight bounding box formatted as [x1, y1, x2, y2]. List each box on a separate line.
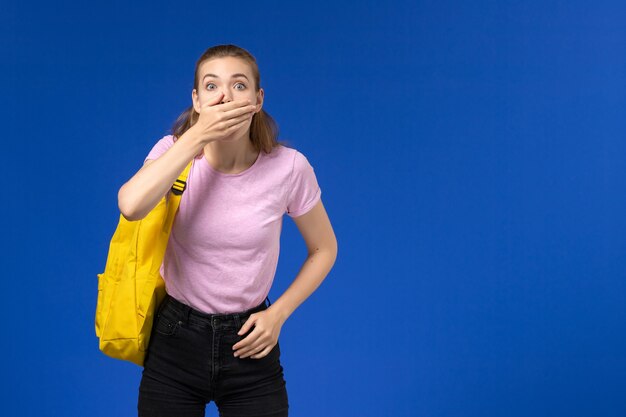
[157, 294, 168, 317]
[182, 303, 191, 325]
[234, 314, 241, 330]
[265, 295, 272, 307]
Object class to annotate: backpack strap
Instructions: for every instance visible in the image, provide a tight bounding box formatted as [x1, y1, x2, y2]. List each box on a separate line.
[162, 160, 193, 231]
[171, 160, 193, 195]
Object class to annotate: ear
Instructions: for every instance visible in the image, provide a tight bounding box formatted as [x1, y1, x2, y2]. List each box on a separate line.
[191, 88, 200, 113]
[255, 88, 264, 113]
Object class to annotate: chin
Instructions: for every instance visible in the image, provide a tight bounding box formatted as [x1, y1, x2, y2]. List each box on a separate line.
[222, 134, 244, 142]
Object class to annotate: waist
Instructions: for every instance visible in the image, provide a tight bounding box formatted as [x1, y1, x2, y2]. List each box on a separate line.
[161, 292, 269, 329]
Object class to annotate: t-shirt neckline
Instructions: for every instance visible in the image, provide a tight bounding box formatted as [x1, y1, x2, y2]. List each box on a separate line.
[201, 149, 263, 177]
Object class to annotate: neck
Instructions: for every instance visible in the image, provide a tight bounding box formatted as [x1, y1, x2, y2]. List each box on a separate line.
[203, 134, 258, 173]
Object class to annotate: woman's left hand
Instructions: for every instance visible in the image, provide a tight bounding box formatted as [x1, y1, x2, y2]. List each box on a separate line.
[232, 307, 285, 359]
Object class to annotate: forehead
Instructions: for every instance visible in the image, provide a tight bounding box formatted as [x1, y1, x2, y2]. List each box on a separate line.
[199, 56, 252, 78]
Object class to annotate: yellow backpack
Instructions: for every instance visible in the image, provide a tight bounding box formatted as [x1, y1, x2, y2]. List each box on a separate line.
[95, 161, 192, 367]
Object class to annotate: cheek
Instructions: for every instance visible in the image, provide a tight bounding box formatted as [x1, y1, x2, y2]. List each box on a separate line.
[237, 90, 255, 99]
[204, 91, 222, 100]
[197, 92, 221, 107]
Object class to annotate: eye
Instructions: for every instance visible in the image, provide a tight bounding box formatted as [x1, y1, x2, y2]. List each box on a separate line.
[205, 82, 247, 90]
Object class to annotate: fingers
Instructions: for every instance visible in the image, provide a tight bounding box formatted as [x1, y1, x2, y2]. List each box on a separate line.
[233, 331, 261, 356]
[216, 119, 250, 141]
[224, 104, 257, 118]
[195, 96, 256, 143]
[202, 92, 244, 109]
[232, 324, 276, 359]
[250, 345, 273, 359]
[204, 92, 225, 107]
[236, 341, 273, 359]
[205, 96, 252, 111]
[222, 110, 255, 129]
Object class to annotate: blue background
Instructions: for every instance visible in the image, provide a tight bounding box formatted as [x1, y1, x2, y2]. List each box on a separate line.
[1, 0, 625, 416]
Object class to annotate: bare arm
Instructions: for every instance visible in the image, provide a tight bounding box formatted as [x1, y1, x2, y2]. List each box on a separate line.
[268, 199, 338, 323]
[118, 127, 204, 221]
[118, 96, 257, 221]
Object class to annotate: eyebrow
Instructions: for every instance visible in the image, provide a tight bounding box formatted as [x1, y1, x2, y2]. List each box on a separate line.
[202, 73, 250, 81]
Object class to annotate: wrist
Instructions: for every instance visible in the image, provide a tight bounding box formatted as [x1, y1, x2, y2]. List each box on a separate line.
[183, 125, 210, 149]
[267, 304, 291, 325]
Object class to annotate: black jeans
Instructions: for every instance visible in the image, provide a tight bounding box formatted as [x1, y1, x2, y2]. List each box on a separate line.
[138, 292, 289, 417]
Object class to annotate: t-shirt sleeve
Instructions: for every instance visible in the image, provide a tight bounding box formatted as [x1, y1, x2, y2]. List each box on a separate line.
[144, 134, 175, 163]
[285, 151, 322, 218]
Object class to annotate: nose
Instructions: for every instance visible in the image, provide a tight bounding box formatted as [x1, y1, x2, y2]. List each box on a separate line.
[220, 90, 233, 104]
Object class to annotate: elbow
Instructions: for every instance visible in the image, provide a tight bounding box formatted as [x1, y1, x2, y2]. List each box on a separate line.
[328, 234, 338, 261]
[313, 238, 338, 265]
[323, 245, 338, 272]
[330, 237, 338, 266]
[118, 185, 141, 221]
[120, 210, 142, 222]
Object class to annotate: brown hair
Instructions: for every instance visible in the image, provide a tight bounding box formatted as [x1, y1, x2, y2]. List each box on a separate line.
[169, 44, 290, 154]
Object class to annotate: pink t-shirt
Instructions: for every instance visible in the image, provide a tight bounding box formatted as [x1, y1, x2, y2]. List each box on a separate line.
[144, 134, 322, 314]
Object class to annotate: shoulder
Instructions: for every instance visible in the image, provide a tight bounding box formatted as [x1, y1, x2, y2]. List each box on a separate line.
[159, 134, 176, 146]
[289, 147, 315, 174]
[268, 144, 311, 166]
[262, 143, 301, 168]
[149, 133, 176, 151]
[256, 144, 317, 184]
[277, 145, 317, 184]
[144, 134, 176, 164]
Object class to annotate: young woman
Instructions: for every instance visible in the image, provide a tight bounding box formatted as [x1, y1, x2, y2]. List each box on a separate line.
[118, 44, 338, 417]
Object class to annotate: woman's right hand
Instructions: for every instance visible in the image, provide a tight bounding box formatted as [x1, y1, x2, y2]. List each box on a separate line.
[193, 92, 258, 145]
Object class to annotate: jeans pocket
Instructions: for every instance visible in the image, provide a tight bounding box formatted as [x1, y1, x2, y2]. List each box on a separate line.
[154, 308, 181, 337]
[235, 336, 281, 362]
